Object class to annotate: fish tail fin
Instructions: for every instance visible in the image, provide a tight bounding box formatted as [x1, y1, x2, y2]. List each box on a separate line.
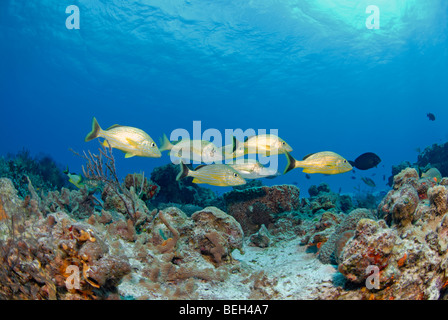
[85, 117, 102, 142]
[176, 161, 191, 181]
[159, 133, 174, 152]
[231, 135, 238, 153]
[283, 151, 297, 175]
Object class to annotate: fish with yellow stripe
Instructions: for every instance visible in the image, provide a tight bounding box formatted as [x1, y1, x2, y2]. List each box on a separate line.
[176, 162, 246, 186]
[284, 151, 352, 175]
[85, 117, 161, 158]
[221, 134, 293, 159]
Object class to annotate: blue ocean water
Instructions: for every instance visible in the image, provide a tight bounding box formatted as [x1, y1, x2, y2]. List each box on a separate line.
[1, 0, 447, 196]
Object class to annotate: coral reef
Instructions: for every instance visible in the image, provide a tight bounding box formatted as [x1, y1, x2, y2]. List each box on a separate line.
[302, 183, 354, 214]
[4, 144, 448, 300]
[0, 178, 131, 299]
[0, 149, 68, 197]
[319, 167, 448, 300]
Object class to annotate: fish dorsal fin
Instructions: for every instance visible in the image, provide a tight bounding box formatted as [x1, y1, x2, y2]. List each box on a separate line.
[106, 124, 122, 130]
[126, 138, 140, 148]
[195, 164, 207, 171]
[302, 153, 315, 160]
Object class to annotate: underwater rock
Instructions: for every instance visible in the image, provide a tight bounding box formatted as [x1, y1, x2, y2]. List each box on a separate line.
[223, 184, 301, 235]
[317, 208, 375, 264]
[191, 207, 244, 265]
[378, 168, 436, 226]
[249, 224, 272, 248]
[0, 178, 24, 217]
[0, 206, 131, 299]
[392, 167, 419, 190]
[338, 219, 397, 285]
[428, 185, 448, 216]
[379, 184, 419, 226]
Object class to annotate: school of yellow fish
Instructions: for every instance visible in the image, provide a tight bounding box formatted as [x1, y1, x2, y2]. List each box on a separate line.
[83, 117, 357, 187]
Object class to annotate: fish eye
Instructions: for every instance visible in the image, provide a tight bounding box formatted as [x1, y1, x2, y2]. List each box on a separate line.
[233, 173, 238, 178]
[282, 141, 286, 145]
[151, 142, 156, 147]
[343, 160, 347, 163]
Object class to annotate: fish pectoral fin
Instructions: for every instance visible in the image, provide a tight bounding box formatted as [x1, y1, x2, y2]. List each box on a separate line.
[102, 139, 111, 148]
[126, 138, 140, 148]
[125, 153, 136, 158]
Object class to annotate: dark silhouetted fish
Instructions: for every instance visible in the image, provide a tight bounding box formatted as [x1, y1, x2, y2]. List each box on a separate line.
[361, 177, 376, 187]
[427, 113, 435, 121]
[348, 152, 381, 170]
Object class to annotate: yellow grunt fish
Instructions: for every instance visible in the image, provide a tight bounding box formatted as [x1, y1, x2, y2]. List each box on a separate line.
[422, 167, 442, 183]
[176, 162, 246, 186]
[222, 134, 292, 159]
[85, 117, 161, 158]
[284, 151, 352, 175]
[159, 134, 225, 163]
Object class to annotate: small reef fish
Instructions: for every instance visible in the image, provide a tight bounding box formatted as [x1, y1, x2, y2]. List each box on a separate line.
[159, 134, 224, 163]
[228, 159, 280, 179]
[348, 152, 381, 170]
[361, 177, 376, 187]
[176, 162, 246, 187]
[422, 167, 442, 183]
[85, 117, 161, 158]
[427, 113, 436, 121]
[222, 134, 292, 159]
[63, 167, 102, 191]
[63, 168, 84, 189]
[284, 151, 352, 175]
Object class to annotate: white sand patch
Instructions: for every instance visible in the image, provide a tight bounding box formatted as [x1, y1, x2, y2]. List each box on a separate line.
[231, 236, 338, 299]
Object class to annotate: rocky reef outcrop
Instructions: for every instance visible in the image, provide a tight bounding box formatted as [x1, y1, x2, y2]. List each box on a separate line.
[318, 167, 448, 300]
[0, 177, 246, 300]
[223, 184, 301, 236]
